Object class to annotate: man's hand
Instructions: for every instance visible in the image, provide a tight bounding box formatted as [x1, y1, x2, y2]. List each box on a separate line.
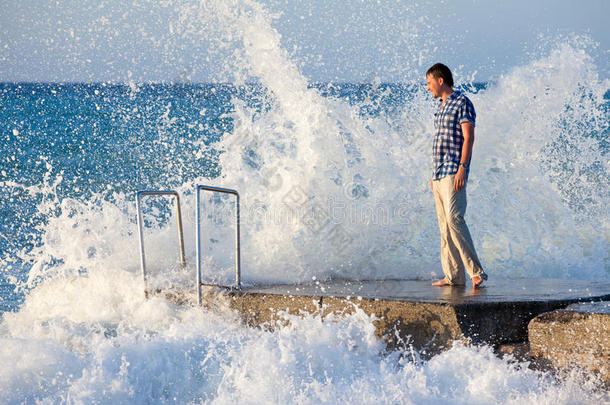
[430, 177, 433, 191]
[454, 167, 466, 191]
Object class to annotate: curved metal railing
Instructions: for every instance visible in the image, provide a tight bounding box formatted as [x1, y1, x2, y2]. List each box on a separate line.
[136, 190, 186, 298]
[196, 185, 241, 305]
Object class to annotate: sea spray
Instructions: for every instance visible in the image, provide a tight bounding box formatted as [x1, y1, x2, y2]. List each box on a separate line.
[2, 1, 607, 295]
[177, 1, 610, 282]
[0, 0, 609, 402]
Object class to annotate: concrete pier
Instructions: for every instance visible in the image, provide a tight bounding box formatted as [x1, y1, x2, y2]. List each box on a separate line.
[190, 278, 610, 356]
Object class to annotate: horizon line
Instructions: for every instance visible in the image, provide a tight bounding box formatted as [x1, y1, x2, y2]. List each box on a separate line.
[0, 80, 492, 86]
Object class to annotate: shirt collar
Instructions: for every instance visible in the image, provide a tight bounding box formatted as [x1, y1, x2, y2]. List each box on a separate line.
[439, 90, 460, 108]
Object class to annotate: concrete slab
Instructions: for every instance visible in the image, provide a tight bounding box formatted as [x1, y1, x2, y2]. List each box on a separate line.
[238, 278, 610, 304]
[203, 278, 610, 355]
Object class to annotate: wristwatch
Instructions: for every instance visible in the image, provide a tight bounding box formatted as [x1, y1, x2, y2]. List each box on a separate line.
[459, 162, 469, 169]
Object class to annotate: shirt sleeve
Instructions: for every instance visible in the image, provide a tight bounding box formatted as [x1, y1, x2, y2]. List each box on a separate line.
[458, 98, 476, 126]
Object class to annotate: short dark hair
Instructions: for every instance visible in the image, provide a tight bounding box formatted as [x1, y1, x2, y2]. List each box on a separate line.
[426, 63, 454, 88]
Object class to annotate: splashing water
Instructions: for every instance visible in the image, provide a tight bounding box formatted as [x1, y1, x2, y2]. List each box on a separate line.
[1, 286, 608, 403]
[189, 2, 610, 283]
[0, 0, 609, 403]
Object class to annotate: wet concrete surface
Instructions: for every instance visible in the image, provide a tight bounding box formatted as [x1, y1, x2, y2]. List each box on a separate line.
[239, 278, 610, 304]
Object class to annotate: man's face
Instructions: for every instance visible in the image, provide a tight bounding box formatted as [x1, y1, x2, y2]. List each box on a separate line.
[426, 74, 443, 98]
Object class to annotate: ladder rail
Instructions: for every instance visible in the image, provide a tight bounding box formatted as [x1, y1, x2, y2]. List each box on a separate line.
[196, 185, 241, 305]
[136, 190, 186, 298]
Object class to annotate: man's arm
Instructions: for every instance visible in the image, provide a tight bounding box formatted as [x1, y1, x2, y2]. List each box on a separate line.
[454, 122, 474, 191]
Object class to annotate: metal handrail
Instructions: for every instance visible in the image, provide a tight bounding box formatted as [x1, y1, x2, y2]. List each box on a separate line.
[196, 185, 241, 304]
[136, 190, 186, 298]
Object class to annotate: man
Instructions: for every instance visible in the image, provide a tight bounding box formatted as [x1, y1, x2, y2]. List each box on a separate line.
[425, 63, 487, 289]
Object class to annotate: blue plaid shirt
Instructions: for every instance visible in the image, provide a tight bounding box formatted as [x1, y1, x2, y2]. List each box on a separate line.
[432, 90, 476, 180]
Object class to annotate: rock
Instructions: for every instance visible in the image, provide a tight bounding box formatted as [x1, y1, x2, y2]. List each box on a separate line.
[528, 301, 610, 382]
[496, 342, 531, 362]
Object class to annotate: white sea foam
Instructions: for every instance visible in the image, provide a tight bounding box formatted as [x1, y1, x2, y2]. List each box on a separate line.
[1, 0, 609, 403]
[1, 273, 607, 403]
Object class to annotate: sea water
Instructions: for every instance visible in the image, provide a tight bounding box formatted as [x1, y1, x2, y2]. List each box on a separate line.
[0, 0, 609, 403]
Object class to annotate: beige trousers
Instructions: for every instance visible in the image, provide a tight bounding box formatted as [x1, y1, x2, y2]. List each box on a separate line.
[432, 175, 486, 285]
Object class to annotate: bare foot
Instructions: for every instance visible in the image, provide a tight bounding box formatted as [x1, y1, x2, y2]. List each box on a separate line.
[432, 278, 451, 286]
[472, 275, 484, 289]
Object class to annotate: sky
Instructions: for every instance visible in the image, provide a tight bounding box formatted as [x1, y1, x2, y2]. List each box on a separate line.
[0, 0, 608, 83]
